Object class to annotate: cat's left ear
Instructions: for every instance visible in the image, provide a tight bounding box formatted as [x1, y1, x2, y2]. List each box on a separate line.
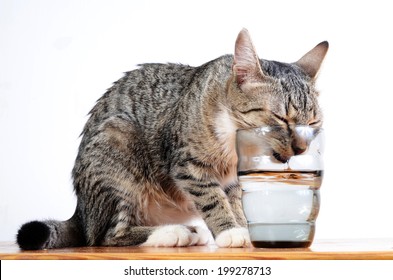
[233, 28, 265, 85]
[295, 41, 329, 79]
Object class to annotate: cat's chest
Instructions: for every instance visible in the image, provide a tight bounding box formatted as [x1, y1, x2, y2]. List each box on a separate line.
[214, 109, 239, 188]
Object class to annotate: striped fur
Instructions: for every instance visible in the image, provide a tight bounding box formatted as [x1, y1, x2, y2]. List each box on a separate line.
[17, 29, 328, 249]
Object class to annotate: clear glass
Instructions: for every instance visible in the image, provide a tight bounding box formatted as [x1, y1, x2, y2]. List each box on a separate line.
[236, 125, 324, 248]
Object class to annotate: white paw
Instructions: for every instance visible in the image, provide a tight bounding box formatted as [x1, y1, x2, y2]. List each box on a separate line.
[193, 226, 211, 246]
[215, 227, 251, 248]
[141, 225, 210, 247]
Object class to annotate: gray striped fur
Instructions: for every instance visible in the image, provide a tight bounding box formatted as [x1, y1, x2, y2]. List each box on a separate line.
[16, 29, 328, 249]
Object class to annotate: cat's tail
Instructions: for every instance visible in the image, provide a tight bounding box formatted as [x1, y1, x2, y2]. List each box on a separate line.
[16, 211, 86, 250]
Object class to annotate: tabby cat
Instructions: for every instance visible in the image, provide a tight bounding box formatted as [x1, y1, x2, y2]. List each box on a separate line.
[17, 29, 328, 249]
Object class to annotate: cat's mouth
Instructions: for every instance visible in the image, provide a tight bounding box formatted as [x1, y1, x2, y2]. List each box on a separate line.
[272, 151, 290, 164]
[272, 145, 308, 164]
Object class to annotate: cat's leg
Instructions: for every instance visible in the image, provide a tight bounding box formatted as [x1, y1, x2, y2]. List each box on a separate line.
[191, 185, 250, 247]
[175, 173, 250, 247]
[74, 176, 156, 246]
[75, 115, 209, 247]
[77, 175, 210, 246]
[81, 194, 209, 247]
[78, 181, 209, 247]
[225, 184, 247, 227]
[95, 188, 209, 247]
[212, 184, 251, 247]
[102, 225, 209, 247]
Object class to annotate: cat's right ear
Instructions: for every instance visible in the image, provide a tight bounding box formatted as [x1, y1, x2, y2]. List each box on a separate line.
[233, 28, 265, 86]
[295, 41, 329, 80]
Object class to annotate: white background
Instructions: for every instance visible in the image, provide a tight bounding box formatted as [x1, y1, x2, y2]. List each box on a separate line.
[1, 0, 392, 242]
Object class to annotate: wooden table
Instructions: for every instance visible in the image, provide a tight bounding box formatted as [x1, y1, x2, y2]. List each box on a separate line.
[1, 239, 393, 260]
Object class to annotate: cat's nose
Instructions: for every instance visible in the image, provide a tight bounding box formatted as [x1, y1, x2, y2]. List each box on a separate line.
[273, 151, 290, 163]
[292, 136, 308, 155]
[293, 146, 306, 155]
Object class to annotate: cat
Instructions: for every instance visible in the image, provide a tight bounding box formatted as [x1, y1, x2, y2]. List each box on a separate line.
[16, 28, 328, 249]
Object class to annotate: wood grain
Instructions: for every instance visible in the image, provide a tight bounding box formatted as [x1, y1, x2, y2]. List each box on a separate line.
[1, 239, 393, 260]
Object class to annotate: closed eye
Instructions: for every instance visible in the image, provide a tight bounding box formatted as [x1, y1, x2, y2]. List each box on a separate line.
[240, 108, 264, 114]
[309, 120, 321, 126]
[273, 112, 288, 124]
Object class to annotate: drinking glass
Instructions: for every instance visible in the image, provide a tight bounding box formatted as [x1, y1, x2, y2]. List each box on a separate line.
[236, 125, 324, 248]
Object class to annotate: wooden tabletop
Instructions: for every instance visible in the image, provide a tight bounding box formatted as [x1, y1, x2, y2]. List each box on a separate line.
[1, 239, 393, 260]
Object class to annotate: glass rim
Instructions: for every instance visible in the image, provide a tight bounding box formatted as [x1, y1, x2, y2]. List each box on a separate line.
[236, 125, 324, 132]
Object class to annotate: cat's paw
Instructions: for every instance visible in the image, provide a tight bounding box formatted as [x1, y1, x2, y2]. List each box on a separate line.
[141, 225, 210, 247]
[192, 226, 211, 246]
[215, 227, 250, 248]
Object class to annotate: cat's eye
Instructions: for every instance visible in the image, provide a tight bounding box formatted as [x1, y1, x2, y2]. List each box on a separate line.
[309, 120, 321, 126]
[273, 112, 288, 124]
[240, 108, 264, 114]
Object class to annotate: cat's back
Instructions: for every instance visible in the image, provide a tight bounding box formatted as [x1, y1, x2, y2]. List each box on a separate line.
[123, 56, 232, 104]
[103, 62, 197, 112]
[82, 62, 197, 135]
[84, 56, 233, 134]
[125, 62, 197, 100]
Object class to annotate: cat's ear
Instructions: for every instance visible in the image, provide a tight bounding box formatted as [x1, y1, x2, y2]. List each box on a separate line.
[295, 41, 329, 79]
[233, 28, 265, 85]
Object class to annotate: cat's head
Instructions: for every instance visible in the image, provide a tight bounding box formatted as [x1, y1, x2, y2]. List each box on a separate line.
[228, 29, 328, 163]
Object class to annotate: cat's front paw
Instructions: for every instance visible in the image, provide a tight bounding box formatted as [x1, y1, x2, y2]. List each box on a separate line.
[141, 225, 210, 247]
[215, 227, 250, 248]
